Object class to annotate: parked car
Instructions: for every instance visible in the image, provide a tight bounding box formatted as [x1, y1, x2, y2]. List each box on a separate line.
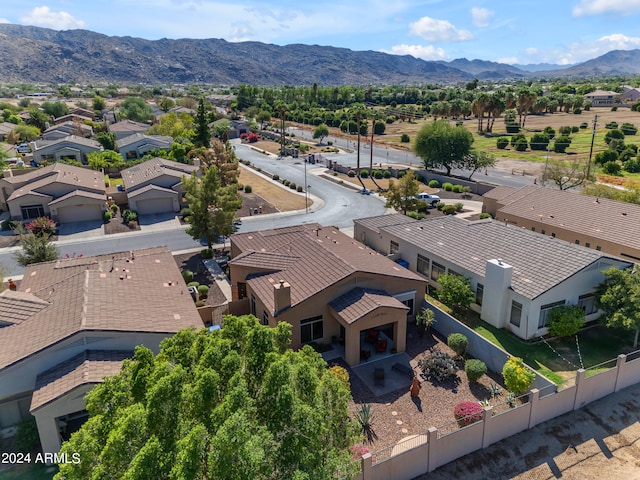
[415, 192, 441, 207]
[16, 143, 31, 154]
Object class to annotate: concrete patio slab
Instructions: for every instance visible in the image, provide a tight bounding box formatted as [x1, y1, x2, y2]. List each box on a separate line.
[352, 353, 415, 397]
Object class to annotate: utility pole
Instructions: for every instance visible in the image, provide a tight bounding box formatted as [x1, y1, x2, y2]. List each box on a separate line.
[370, 117, 375, 172]
[586, 114, 598, 183]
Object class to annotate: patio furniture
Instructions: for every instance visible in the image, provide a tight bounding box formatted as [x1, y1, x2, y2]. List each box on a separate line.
[360, 348, 371, 361]
[374, 339, 387, 353]
[392, 362, 414, 378]
[374, 368, 385, 386]
[365, 329, 379, 344]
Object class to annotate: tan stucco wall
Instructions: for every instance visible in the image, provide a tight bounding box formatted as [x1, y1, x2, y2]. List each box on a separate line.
[8, 194, 52, 219]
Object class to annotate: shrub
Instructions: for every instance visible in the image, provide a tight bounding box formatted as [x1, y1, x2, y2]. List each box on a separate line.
[624, 159, 640, 173]
[442, 182, 453, 191]
[580, 122, 588, 129]
[505, 124, 520, 133]
[559, 126, 572, 135]
[272, 174, 279, 181]
[454, 202, 464, 212]
[102, 211, 112, 222]
[553, 135, 572, 153]
[296, 185, 303, 192]
[418, 350, 458, 382]
[594, 150, 618, 165]
[543, 126, 556, 138]
[602, 161, 622, 175]
[200, 248, 213, 259]
[605, 121, 619, 129]
[406, 211, 418, 219]
[435, 201, 445, 211]
[244, 185, 252, 193]
[448, 333, 468, 356]
[530, 133, 550, 151]
[454, 401, 484, 427]
[128, 220, 139, 229]
[461, 186, 471, 193]
[496, 137, 509, 149]
[510, 133, 526, 147]
[14, 419, 39, 452]
[328, 365, 350, 389]
[621, 123, 638, 135]
[122, 209, 138, 224]
[514, 138, 528, 151]
[502, 357, 535, 395]
[442, 204, 457, 215]
[360, 169, 369, 178]
[428, 179, 440, 188]
[110, 204, 119, 213]
[180, 207, 192, 217]
[611, 106, 618, 112]
[465, 360, 487, 383]
[1, 218, 16, 231]
[605, 129, 625, 144]
[182, 270, 194, 283]
[383, 170, 391, 178]
[347, 170, 356, 177]
[26, 217, 57, 237]
[197, 285, 209, 298]
[397, 171, 406, 179]
[400, 133, 410, 143]
[195, 300, 206, 307]
[283, 180, 290, 186]
[289, 182, 297, 189]
[451, 184, 462, 193]
[479, 212, 492, 219]
[187, 281, 200, 287]
[373, 170, 383, 179]
[237, 183, 244, 190]
[548, 305, 585, 337]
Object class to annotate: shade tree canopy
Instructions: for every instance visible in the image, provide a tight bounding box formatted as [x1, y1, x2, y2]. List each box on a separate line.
[414, 120, 474, 176]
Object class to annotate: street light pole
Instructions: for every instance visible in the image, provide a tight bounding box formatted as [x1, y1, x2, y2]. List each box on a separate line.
[304, 155, 308, 214]
[586, 114, 598, 183]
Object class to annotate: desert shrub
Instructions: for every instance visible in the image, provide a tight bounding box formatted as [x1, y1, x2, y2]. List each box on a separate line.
[496, 137, 509, 149]
[197, 285, 209, 298]
[200, 248, 213, 259]
[454, 401, 484, 427]
[602, 161, 622, 175]
[236, 183, 244, 190]
[580, 122, 588, 129]
[448, 333, 468, 356]
[502, 357, 535, 395]
[559, 126, 572, 135]
[624, 159, 640, 173]
[102, 211, 112, 222]
[594, 150, 618, 165]
[383, 170, 391, 178]
[428, 179, 440, 188]
[122, 209, 138, 224]
[373, 170, 383, 179]
[195, 300, 206, 307]
[465, 360, 487, 383]
[244, 185, 252, 193]
[283, 180, 290, 186]
[328, 365, 350, 389]
[510, 133, 526, 147]
[295, 185, 302, 192]
[26, 217, 56, 237]
[548, 305, 585, 337]
[605, 121, 619, 129]
[182, 270, 194, 283]
[479, 212, 492, 219]
[604, 129, 625, 144]
[418, 350, 458, 382]
[255, 167, 262, 172]
[530, 133, 550, 151]
[14, 419, 39, 452]
[400, 133, 410, 143]
[454, 202, 464, 212]
[553, 135, 572, 153]
[461, 186, 471, 193]
[187, 281, 200, 287]
[360, 169, 369, 178]
[514, 138, 528, 151]
[435, 201, 445, 211]
[611, 106, 618, 112]
[451, 184, 462, 193]
[128, 220, 139, 229]
[442, 182, 453, 191]
[180, 207, 192, 217]
[347, 170, 356, 177]
[289, 182, 297, 189]
[441, 204, 457, 215]
[272, 174, 279, 181]
[1, 218, 16, 231]
[110, 204, 119, 214]
[621, 123, 638, 135]
[405, 211, 418, 219]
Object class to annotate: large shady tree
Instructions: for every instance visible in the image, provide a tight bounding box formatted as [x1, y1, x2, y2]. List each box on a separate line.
[414, 120, 473, 176]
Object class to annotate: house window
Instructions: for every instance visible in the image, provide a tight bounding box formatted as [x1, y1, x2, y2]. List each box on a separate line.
[300, 315, 323, 343]
[585, 242, 591, 248]
[20, 205, 45, 220]
[551, 233, 556, 238]
[575, 240, 580, 245]
[541, 229, 546, 235]
[448, 269, 461, 277]
[431, 261, 445, 282]
[238, 282, 247, 299]
[578, 294, 597, 315]
[531, 227, 536, 232]
[476, 284, 484, 306]
[401, 298, 414, 318]
[510, 301, 522, 327]
[417, 254, 429, 276]
[596, 246, 601, 251]
[538, 300, 565, 328]
[262, 310, 269, 325]
[390, 240, 399, 255]
[250, 295, 256, 316]
[126, 150, 138, 160]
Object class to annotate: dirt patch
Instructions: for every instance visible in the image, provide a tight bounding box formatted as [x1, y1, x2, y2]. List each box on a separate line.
[104, 210, 140, 235]
[173, 252, 228, 307]
[238, 165, 307, 212]
[0, 232, 20, 248]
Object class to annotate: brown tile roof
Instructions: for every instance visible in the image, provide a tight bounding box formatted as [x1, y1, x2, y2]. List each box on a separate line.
[496, 186, 640, 253]
[0, 247, 203, 370]
[30, 350, 131, 411]
[121, 158, 197, 190]
[0, 291, 50, 326]
[48, 189, 106, 205]
[34, 135, 101, 150]
[108, 120, 149, 133]
[329, 288, 408, 324]
[232, 225, 424, 314]
[230, 251, 300, 270]
[354, 213, 417, 233]
[116, 133, 173, 149]
[482, 185, 518, 201]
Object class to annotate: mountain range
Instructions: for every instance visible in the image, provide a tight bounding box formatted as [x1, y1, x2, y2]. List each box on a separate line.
[1, 23, 639, 86]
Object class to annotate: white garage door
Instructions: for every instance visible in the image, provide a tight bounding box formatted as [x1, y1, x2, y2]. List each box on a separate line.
[136, 198, 175, 215]
[57, 205, 103, 223]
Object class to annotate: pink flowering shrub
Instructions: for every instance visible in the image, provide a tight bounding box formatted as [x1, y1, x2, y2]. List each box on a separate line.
[351, 444, 370, 460]
[26, 217, 56, 237]
[247, 132, 259, 143]
[453, 401, 484, 427]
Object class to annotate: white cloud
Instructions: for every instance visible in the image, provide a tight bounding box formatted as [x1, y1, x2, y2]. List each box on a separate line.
[385, 44, 448, 60]
[573, 0, 640, 16]
[20, 6, 86, 30]
[471, 7, 493, 28]
[409, 16, 472, 42]
[525, 47, 538, 55]
[0, 18, 10, 24]
[497, 56, 519, 64]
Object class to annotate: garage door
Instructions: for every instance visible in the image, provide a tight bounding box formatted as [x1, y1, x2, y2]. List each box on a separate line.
[57, 205, 103, 223]
[136, 198, 175, 215]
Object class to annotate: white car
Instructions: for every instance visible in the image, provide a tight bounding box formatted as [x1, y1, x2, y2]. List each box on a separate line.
[415, 192, 441, 206]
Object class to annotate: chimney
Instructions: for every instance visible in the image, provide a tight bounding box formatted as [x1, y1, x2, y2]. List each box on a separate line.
[481, 259, 513, 329]
[273, 280, 291, 314]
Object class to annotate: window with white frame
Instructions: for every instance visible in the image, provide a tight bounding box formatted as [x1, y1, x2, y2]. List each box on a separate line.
[390, 240, 399, 255]
[510, 301, 522, 327]
[538, 300, 565, 328]
[417, 254, 429, 276]
[431, 261, 445, 282]
[578, 294, 597, 315]
[300, 315, 323, 343]
[476, 284, 484, 306]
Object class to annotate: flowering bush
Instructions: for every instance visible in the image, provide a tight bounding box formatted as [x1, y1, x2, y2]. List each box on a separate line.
[351, 444, 370, 460]
[453, 401, 484, 427]
[502, 357, 535, 395]
[246, 132, 259, 143]
[26, 217, 56, 237]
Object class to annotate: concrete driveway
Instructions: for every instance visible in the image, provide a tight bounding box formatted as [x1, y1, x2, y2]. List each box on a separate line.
[57, 220, 104, 240]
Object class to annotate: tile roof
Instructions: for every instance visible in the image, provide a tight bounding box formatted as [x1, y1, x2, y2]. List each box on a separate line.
[5, 164, 105, 201]
[121, 157, 197, 190]
[328, 288, 408, 324]
[116, 133, 173, 149]
[34, 135, 101, 150]
[496, 186, 640, 253]
[380, 216, 629, 299]
[354, 213, 417, 233]
[0, 291, 50, 326]
[482, 185, 518, 201]
[0, 246, 203, 370]
[232, 225, 424, 314]
[108, 120, 149, 133]
[30, 350, 131, 411]
[229, 251, 300, 270]
[48, 189, 106, 205]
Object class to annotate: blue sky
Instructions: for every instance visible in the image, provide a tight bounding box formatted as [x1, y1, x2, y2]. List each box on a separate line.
[2, 1, 640, 65]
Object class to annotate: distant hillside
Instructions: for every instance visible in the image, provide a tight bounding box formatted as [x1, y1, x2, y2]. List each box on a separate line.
[437, 58, 526, 79]
[512, 62, 572, 72]
[541, 49, 640, 77]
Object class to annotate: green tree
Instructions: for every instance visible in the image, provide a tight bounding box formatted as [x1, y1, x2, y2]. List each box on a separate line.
[147, 111, 194, 139]
[194, 98, 211, 148]
[88, 150, 125, 171]
[27, 108, 50, 130]
[41, 101, 69, 118]
[96, 132, 117, 151]
[56, 317, 359, 480]
[553, 135, 572, 153]
[548, 305, 585, 337]
[542, 158, 587, 190]
[437, 274, 474, 314]
[383, 171, 420, 214]
[92, 96, 106, 112]
[12, 124, 40, 142]
[257, 110, 272, 129]
[462, 150, 496, 180]
[596, 267, 640, 348]
[119, 97, 154, 123]
[312, 123, 329, 144]
[414, 120, 473, 176]
[14, 231, 59, 266]
[158, 96, 176, 112]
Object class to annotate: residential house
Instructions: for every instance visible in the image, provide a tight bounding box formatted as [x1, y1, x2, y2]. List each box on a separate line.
[0, 122, 16, 142]
[0, 247, 204, 454]
[116, 133, 173, 161]
[120, 157, 198, 215]
[620, 88, 640, 105]
[108, 120, 149, 140]
[68, 107, 97, 120]
[53, 114, 93, 126]
[584, 90, 620, 107]
[354, 214, 632, 340]
[0, 163, 107, 223]
[483, 185, 640, 262]
[211, 119, 249, 140]
[229, 224, 427, 366]
[42, 121, 93, 141]
[31, 135, 102, 165]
